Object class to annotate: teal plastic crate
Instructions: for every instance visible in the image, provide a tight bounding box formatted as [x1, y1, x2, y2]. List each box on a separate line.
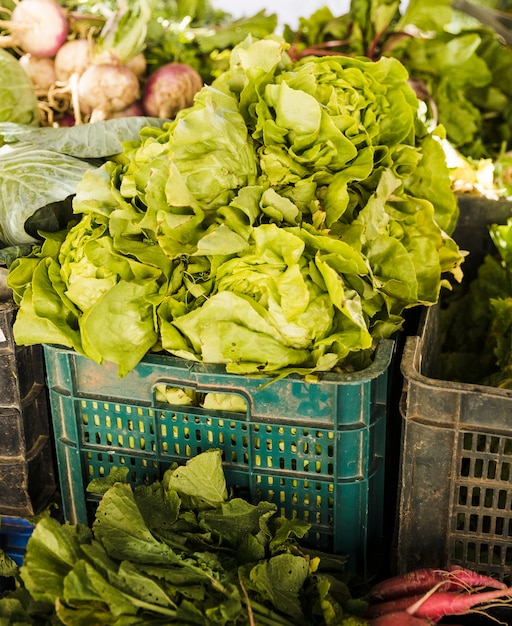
[43, 341, 394, 579]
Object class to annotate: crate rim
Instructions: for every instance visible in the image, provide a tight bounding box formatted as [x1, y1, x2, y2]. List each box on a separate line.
[43, 336, 396, 386]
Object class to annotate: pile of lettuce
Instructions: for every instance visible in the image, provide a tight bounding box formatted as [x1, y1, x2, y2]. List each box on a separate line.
[7, 36, 464, 377]
[0, 450, 369, 625]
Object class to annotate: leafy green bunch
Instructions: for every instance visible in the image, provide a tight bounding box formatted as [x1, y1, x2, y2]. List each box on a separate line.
[8, 36, 464, 377]
[284, 0, 512, 163]
[0, 450, 368, 625]
[441, 219, 512, 388]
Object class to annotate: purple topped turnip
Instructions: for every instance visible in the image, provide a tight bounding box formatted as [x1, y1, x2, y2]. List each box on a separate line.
[0, 0, 68, 58]
[142, 62, 203, 119]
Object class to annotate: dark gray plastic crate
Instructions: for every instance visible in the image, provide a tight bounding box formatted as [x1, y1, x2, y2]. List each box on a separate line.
[0, 299, 56, 516]
[395, 196, 512, 582]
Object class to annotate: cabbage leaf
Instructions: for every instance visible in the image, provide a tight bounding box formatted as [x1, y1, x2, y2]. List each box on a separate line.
[0, 49, 39, 127]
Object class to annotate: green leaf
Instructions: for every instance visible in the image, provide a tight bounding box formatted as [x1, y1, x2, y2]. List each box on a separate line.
[20, 518, 91, 604]
[0, 49, 39, 127]
[80, 278, 160, 376]
[93, 483, 180, 565]
[87, 466, 130, 495]
[249, 553, 309, 620]
[200, 498, 277, 549]
[167, 449, 228, 509]
[0, 549, 18, 578]
[0, 118, 167, 158]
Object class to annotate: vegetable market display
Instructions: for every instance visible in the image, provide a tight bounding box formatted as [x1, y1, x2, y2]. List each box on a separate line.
[7, 35, 464, 377]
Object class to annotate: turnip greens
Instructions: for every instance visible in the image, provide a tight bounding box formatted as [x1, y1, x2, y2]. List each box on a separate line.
[0, 450, 369, 625]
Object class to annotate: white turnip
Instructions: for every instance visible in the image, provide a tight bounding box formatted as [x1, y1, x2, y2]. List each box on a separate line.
[18, 53, 55, 95]
[0, 0, 69, 58]
[125, 52, 146, 78]
[142, 62, 203, 119]
[77, 62, 140, 122]
[54, 38, 92, 83]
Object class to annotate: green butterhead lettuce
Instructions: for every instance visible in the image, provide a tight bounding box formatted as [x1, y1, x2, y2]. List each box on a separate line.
[8, 36, 464, 377]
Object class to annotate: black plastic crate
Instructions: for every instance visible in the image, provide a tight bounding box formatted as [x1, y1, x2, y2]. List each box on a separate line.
[394, 196, 512, 582]
[0, 300, 56, 516]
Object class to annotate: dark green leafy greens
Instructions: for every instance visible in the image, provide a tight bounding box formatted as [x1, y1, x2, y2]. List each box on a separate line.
[7, 36, 464, 377]
[0, 450, 369, 625]
[441, 219, 512, 388]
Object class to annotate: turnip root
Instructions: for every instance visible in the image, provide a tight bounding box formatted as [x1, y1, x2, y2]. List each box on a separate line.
[142, 62, 203, 119]
[0, 0, 68, 57]
[77, 62, 140, 123]
[18, 53, 55, 95]
[54, 38, 92, 83]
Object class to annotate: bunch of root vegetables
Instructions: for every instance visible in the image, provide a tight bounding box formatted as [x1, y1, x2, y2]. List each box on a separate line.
[365, 565, 512, 624]
[0, 0, 203, 125]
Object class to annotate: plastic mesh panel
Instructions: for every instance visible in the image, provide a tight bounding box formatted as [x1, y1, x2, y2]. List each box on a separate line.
[448, 431, 512, 582]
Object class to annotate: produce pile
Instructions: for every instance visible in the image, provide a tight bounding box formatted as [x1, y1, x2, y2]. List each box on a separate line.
[7, 35, 464, 377]
[0, 450, 369, 625]
[282, 0, 512, 198]
[0, 0, 277, 126]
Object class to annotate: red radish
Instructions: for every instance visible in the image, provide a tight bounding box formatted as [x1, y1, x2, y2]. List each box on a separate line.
[0, 0, 68, 57]
[142, 62, 203, 119]
[76, 62, 140, 122]
[54, 38, 92, 83]
[368, 566, 507, 601]
[406, 587, 512, 621]
[368, 612, 435, 625]
[366, 593, 428, 618]
[445, 565, 507, 590]
[18, 53, 55, 94]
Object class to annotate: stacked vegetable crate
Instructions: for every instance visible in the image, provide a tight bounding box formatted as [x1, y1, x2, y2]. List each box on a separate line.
[0, 298, 56, 517]
[43, 336, 395, 581]
[395, 196, 512, 583]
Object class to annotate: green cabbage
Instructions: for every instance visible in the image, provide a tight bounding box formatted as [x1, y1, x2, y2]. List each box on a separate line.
[0, 49, 39, 126]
